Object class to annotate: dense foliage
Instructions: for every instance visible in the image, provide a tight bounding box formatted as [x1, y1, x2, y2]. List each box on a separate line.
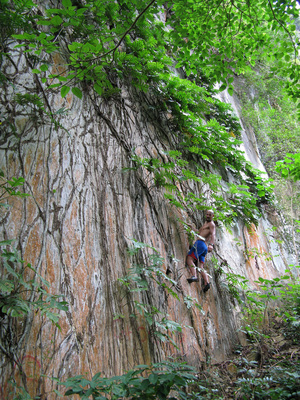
[238, 53, 300, 264]
[239, 58, 300, 173]
[61, 361, 197, 400]
[1, 0, 299, 226]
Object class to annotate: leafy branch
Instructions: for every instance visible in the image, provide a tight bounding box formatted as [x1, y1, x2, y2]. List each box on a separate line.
[267, 0, 298, 60]
[87, 0, 157, 64]
[61, 361, 196, 400]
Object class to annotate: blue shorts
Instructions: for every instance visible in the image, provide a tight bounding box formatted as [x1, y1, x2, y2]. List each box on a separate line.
[187, 240, 208, 263]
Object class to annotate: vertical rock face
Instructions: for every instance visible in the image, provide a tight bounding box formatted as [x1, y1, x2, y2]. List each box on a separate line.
[0, 51, 294, 398]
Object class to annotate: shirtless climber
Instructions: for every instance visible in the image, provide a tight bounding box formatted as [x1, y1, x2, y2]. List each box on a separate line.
[185, 210, 216, 292]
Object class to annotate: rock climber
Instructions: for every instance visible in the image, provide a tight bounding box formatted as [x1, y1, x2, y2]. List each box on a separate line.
[185, 209, 215, 292]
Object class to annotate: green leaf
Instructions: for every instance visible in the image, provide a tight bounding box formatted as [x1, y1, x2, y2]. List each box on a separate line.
[62, 0, 72, 7]
[228, 86, 234, 96]
[149, 373, 158, 384]
[12, 34, 27, 40]
[0, 239, 15, 246]
[77, 8, 87, 16]
[49, 83, 61, 88]
[61, 86, 70, 98]
[37, 19, 53, 26]
[71, 87, 82, 99]
[94, 83, 102, 96]
[51, 15, 63, 26]
[40, 64, 49, 72]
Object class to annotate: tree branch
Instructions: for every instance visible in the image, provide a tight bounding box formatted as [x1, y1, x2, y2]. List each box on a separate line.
[87, 0, 157, 64]
[267, 0, 297, 60]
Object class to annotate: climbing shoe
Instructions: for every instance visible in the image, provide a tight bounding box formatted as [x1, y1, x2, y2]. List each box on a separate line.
[203, 283, 211, 292]
[187, 276, 199, 283]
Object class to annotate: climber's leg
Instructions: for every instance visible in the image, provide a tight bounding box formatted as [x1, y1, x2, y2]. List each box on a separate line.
[199, 261, 209, 285]
[186, 254, 197, 280]
[199, 261, 211, 292]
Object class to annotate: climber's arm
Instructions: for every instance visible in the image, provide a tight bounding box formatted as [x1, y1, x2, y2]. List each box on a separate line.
[207, 223, 216, 252]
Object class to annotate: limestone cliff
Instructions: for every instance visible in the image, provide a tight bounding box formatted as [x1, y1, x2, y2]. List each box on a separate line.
[0, 10, 297, 399]
[0, 50, 296, 398]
